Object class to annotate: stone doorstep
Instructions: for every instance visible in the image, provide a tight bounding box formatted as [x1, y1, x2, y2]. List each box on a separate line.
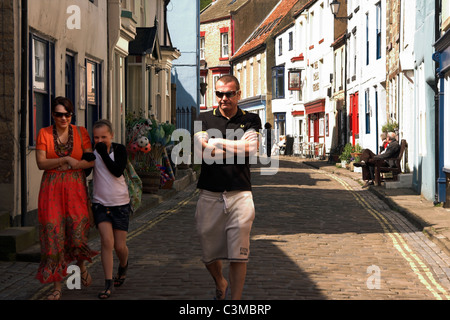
[0, 227, 37, 261]
[384, 173, 413, 189]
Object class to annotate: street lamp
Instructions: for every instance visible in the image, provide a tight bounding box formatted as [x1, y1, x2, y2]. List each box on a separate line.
[330, 0, 349, 20]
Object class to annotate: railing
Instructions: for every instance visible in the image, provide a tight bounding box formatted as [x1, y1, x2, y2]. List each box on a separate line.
[175, 106, 197, 134]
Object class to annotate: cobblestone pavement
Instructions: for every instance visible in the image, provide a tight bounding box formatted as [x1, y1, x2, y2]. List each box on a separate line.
[2, 157, 450, 301]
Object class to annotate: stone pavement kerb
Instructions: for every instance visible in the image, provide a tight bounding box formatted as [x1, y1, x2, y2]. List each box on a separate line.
[299, 157, 450, 257]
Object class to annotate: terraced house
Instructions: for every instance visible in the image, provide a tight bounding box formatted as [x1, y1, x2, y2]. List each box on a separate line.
[200, 0, 280, 111]
[0, 0, 181, 260]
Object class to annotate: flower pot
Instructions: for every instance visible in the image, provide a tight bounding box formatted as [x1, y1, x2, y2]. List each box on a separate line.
[138, 171, 160, 194]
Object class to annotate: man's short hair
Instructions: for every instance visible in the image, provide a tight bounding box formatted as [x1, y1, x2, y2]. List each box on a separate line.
[216, 74, 240, 91]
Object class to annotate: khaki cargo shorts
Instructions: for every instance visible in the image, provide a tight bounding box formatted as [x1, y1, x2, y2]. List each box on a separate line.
[195, 189, 255, 264]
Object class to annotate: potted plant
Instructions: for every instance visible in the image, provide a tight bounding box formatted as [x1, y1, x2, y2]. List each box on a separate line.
[126, 113, 177, 193]
[381, 120, 398, 134]
[350, 143, 363, 159]
[339, 143, 353, 167]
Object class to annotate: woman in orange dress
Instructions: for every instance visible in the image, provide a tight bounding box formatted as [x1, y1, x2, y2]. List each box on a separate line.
[35, 96, 97, 300]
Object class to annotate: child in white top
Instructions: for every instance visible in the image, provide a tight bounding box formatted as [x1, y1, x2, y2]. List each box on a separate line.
[92, 119, 130, 299]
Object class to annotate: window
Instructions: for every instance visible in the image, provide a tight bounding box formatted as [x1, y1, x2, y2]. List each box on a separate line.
[366, 13, 369, 65]
[200, 36, 205, 60]
[278, 38, 282, 56]
[86, 60, 101, 137]
[376, 2, 382, 60]
[365, 89, 370, 133]
[289, 32, 293, 51]
[272, 66, 285, 99]
[29, 35, 54, 146]
[221, 32, 229, 58]
[65, 53, 76, 123]
[275, 113, 286, 136]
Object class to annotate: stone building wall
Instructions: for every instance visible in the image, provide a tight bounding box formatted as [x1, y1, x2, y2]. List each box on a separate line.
[0, 0, 16, 212]
[386, 0, 401, 120]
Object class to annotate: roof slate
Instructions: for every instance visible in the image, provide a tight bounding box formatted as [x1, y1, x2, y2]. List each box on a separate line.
[200, 0, 249, 23]
[232, 0, 300, 60]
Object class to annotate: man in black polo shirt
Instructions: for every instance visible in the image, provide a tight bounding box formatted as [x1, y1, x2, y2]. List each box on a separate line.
[194, 75, 261, 300]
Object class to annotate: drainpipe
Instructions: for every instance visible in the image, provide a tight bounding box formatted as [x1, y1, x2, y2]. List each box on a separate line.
[432, 50, 446, 204]
[20, 0, 28, 226]
[432, 0, 446, 205]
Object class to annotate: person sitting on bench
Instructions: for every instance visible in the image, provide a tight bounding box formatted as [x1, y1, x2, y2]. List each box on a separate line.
[354, 132, 400, 188]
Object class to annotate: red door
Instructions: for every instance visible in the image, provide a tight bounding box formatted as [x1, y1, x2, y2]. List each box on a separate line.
[350, 92, 359, 145]
[314, 116, 319, 143]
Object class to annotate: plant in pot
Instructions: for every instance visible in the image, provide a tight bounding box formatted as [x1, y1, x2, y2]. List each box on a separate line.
[126, 113, 177, 192]
[339, 143, 353, 167]
[126, 114, 160, 193]
[351, 143, 363, 159]
[381, 120, 398, 135]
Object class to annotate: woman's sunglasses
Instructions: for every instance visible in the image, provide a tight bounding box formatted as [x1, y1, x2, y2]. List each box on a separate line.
[53, 112, 73, 118]
[215, 91, 238, 99]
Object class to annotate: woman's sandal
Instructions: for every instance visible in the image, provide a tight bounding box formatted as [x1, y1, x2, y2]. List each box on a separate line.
[81, 268, 92, 287]
[47, 289, 62, 300]
[114, 261, 128, 287]
[98, 279, 113, 299]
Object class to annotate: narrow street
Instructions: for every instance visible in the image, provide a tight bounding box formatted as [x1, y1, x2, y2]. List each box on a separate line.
[24, 157, 450, 300]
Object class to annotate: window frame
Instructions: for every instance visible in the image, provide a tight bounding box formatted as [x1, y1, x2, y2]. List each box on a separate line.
[272, 66, 285, 99]
[29, 34, 55, 146]
[376, 2, 382, 60]
[221, 32, 229, 58]
[85, 59, 102, 137]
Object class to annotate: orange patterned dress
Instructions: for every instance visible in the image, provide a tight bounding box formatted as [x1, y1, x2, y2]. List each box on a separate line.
[35, 124, 97, 283]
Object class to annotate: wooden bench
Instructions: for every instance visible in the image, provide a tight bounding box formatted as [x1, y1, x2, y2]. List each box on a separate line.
[374, 139, 408, 186]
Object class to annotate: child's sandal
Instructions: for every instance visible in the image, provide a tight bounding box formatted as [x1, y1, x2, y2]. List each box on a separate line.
[114, 261, 128, 287]
[98, 279, 113, 299]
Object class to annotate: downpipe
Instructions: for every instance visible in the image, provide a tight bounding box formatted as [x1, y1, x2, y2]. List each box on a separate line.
[20, 0, 28, 226]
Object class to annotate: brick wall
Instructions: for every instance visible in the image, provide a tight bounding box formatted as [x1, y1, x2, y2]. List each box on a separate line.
[201, 19, 232, 108]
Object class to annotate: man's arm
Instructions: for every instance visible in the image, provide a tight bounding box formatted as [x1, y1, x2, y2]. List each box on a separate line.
[194, 130, 259, 161]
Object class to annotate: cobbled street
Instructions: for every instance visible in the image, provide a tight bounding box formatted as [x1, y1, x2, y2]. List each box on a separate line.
[10, 158, 450, 301]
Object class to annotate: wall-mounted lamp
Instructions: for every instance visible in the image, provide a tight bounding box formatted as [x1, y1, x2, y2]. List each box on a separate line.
[200, 82, 208, 96]
[330, 0, 349, 20]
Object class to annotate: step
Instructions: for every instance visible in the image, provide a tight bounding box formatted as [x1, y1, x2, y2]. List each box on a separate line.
[0, 211, 10, 231]
[173, 168, 197, 191]
[384, 173, 413, 189]
[0, 227, 37, 261]
[16, 243, 41, 262]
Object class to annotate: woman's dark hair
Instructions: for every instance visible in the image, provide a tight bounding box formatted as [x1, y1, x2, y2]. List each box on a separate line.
[264, 122, 272, 129]
[52, 96, 74, 114]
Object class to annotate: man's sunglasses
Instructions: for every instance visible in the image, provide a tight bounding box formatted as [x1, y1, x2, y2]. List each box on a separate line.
[53, 112, 73, 118]
[215, 91, 238, 99]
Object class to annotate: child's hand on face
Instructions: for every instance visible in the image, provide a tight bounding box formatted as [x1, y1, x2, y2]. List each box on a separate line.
[95, 142, 108, 155]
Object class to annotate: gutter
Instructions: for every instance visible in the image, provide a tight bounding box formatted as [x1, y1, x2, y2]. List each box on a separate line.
[20, 0, 28, 226]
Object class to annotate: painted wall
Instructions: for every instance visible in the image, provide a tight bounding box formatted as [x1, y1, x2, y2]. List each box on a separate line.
[167, 0, 200, 114]
[414, 0, 437, 201]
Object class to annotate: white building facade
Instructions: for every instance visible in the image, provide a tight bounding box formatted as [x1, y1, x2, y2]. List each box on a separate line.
[347, 0, 387, 152]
